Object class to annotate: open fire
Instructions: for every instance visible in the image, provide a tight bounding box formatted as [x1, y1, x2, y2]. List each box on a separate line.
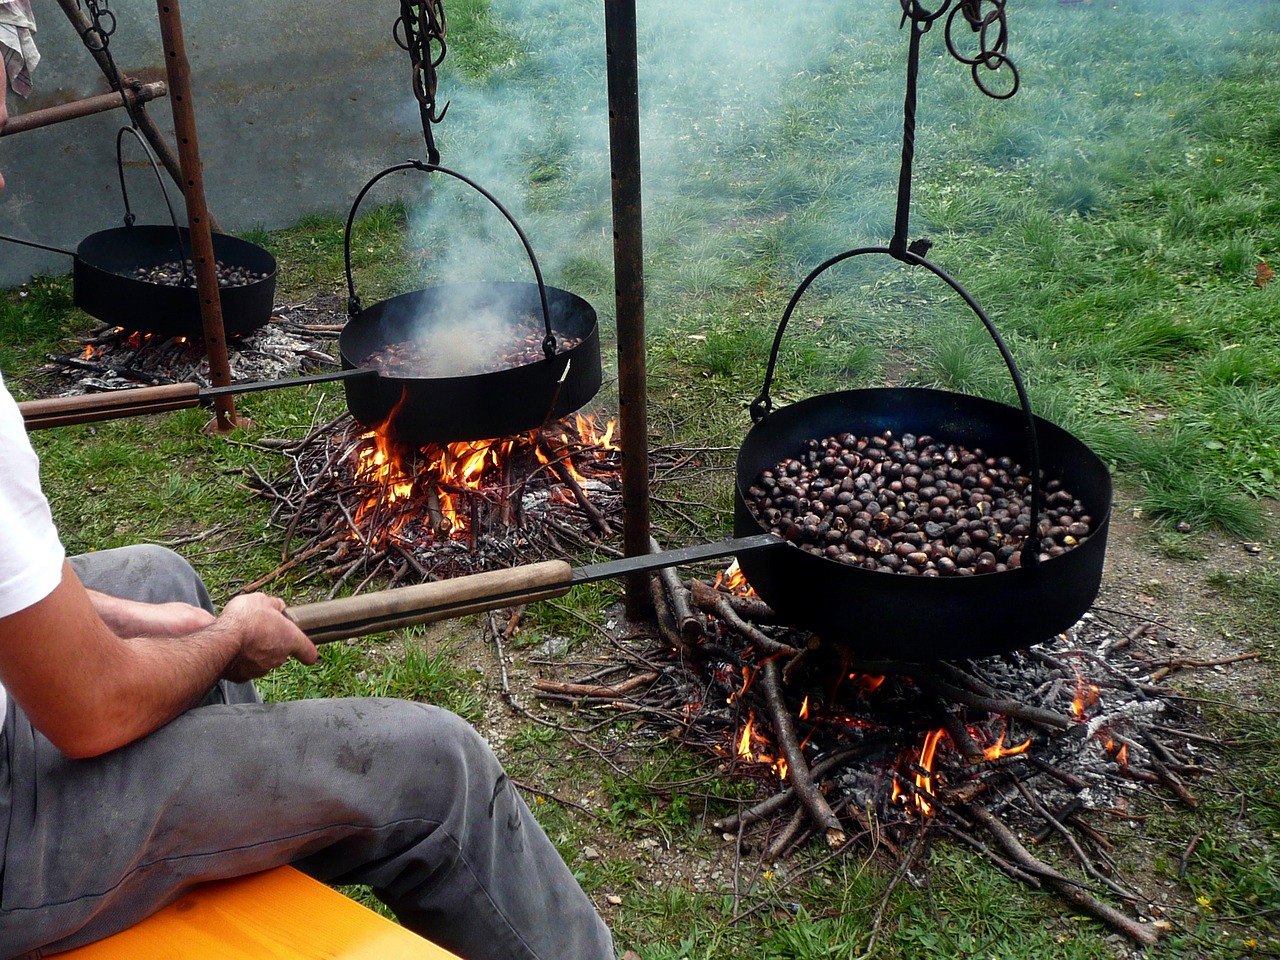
[349, 412, 619, 549]
[530, 559, 1243, 947]
[247, 407, 623, 594]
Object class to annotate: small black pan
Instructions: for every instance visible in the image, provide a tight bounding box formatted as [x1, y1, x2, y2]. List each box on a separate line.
[337, 161, 602, 444]
[0, 127, 275, 338]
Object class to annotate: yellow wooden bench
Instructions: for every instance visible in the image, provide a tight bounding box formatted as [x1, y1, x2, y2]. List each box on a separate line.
[58, 866, 462, 960]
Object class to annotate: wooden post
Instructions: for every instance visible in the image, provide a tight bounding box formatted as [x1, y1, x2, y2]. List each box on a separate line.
[604, 0, 652, 619]
[154, 0, 238, 433]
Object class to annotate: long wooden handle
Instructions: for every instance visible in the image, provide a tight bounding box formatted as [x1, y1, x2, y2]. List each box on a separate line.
[20, 383, 202, 429]
[287, 560, 575, 644]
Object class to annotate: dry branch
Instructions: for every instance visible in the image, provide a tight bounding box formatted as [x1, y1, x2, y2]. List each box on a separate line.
[760, 658, 846, 847]
[964, 802, 1161, 947]
[531, 672, 659, 699]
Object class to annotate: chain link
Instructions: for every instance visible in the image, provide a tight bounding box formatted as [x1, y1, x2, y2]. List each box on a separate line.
[899, 0, 1019, 100]
[395, 0, 449, 162]
[80, 0, 117, 53]
[78, 0, 142, 124]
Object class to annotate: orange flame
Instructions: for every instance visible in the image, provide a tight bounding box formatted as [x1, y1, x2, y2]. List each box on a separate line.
[850, 673, 886, 697]
[726, 666, 752, 705]
[731, 710, 788, 782]
[895, 728, 947, 816]
[981, 730, 1032, 761]
[573, 413, 618, 451]
[736, 715, 755, 758]
[1103, 737, 1129, 766]
[352, 427, 519, 540]
[1070, 663, 1100, 720]
[714, 560, 757, 597]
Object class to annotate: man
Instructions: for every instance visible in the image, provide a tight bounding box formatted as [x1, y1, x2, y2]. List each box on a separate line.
[0, 43, 614, 960]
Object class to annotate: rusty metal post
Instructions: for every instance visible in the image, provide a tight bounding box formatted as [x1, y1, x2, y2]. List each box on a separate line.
[604, 0, 652, 618]
[154, 0, 237, 432]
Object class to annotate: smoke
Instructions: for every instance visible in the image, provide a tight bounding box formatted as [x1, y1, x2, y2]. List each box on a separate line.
[391, 0, 1280, 310]
[397, 0, 875, 292]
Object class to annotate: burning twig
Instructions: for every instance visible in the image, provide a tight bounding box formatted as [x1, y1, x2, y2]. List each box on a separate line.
[689, 580, 800, 659]
[759, 658, 846, 847]
[45, 352, 172, 385]
[536, 435, 613, 536]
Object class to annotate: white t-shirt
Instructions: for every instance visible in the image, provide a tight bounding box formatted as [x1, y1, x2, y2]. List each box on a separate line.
[0, 371, 67, 726]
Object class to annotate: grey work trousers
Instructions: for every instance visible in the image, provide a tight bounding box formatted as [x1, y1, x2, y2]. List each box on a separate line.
[0, 545, 614, 960]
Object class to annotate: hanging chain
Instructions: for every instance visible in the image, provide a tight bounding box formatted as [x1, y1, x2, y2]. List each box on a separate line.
[394, 0, 449, 164]
[899, 0, 1019, 100]
[79, 1, 134, 117]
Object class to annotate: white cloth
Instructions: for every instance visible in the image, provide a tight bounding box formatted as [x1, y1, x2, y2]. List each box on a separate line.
[0, 371, 67, 725]
[0, 0, 38, 97]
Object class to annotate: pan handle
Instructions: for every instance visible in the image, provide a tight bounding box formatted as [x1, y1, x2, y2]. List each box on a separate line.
[19, 382, 202, 430]
[114, 125, 192, 282]
[0, 234, 78, 257]
[342, 160, 558, 361]
[749, 245, 1043, 571]
[287, 559, 573, 644]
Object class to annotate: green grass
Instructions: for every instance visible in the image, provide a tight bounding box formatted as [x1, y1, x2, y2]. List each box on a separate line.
[5, 0, 1280, 956]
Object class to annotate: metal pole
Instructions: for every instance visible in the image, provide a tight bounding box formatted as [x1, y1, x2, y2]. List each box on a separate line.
[154, 0, 238, 432]
[0, 83, 168, 137]
[604, 0, 652, 619]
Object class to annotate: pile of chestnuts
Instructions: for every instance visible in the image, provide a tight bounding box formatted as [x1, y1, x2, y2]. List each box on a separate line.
[134, 259, 270, 289]
[743, 430, 1094, 576]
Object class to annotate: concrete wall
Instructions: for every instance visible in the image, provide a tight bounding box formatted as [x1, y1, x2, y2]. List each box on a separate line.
[0, 2, 425, 287]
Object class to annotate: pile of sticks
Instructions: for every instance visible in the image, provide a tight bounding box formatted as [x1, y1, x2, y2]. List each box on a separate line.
[532, 563, 1256, 947]
[237, 413, 623, 597]
[39, 309, 338, 393]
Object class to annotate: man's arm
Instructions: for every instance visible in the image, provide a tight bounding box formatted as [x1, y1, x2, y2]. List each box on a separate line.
[86, 588, 215, 638]
[0, 561, 318, 758]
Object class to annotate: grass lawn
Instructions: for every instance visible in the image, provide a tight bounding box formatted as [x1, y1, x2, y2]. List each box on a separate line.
[3, 0, 1278, 957]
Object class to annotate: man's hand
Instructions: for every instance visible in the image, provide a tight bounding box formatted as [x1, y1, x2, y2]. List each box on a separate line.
[217, 593, 319, 683]
[0, 564, 319, 757]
